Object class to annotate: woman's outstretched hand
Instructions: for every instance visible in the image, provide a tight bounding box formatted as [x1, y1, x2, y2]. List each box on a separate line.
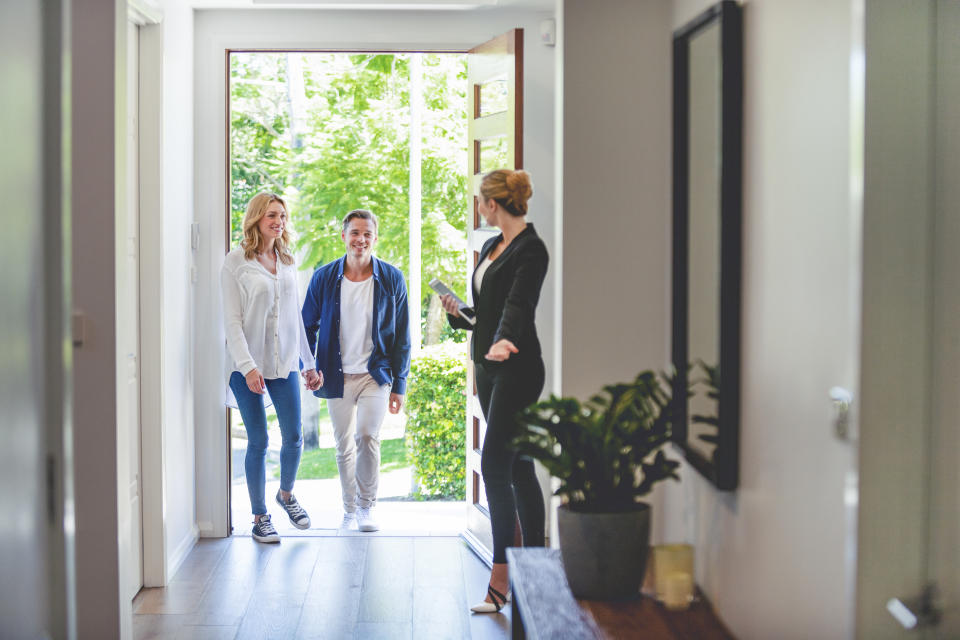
[302, 368, 323, 391]
[485, 339, 518, 362]
[439, 293, 460, 317]
[245, 368, 266, 395]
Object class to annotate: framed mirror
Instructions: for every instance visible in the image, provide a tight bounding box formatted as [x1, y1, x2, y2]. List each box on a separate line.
[671, 0, 742, 490]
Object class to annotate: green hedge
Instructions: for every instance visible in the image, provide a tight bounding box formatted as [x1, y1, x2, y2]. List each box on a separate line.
[405, 341, 467, 499]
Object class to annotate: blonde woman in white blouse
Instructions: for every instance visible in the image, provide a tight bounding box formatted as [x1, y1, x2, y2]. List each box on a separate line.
[221, 192, 323, 543]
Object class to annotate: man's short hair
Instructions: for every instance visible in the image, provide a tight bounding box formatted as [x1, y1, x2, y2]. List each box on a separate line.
[342, 209, 378, 234]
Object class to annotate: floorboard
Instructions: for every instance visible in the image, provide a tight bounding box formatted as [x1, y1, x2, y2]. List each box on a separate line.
[133, 535, 510, 640]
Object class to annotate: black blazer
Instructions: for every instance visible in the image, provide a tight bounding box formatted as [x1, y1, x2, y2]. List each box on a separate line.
[448, 224, 549, 368]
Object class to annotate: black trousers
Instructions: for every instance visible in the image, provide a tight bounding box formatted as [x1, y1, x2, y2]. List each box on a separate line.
[475, 357, 546, 564]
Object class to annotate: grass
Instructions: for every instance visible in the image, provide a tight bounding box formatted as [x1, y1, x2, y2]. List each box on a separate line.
[275, 437, 408, 480]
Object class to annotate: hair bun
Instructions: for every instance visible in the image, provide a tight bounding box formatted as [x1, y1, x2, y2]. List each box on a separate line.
[505, 170, 533, 209]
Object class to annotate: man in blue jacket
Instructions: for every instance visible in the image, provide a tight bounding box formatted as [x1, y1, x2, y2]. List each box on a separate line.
[302, 209, 411, 532]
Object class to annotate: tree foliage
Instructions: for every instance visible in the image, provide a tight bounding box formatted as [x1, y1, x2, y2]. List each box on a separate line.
[230, 52, 469, 306]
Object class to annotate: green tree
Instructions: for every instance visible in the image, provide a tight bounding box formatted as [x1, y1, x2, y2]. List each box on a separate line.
[229, 52, 469, 310]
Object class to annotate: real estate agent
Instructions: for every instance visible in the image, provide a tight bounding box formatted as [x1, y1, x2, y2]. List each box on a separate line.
[441, 169, 548, 614]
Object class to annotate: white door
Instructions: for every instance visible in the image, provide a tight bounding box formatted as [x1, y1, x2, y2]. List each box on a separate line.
[924, 2, 959, 635]
[117, 17, 144, 602]
[0, 1, 66, 636]
[857, 2, 958, 637]
[462, 29, 523, 564]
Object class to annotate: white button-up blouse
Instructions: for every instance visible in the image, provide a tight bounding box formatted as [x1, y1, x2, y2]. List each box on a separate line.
[221, 247, 314, 386]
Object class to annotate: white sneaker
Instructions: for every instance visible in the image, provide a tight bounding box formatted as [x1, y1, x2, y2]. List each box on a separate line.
[340, 512, 357, 530]
[356, 507, 379, 532]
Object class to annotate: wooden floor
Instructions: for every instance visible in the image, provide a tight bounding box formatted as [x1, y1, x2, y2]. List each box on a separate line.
[133, 536, 512, 640]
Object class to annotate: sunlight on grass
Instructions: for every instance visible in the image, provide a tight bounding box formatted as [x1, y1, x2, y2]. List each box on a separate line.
[276, 437, 407, 480]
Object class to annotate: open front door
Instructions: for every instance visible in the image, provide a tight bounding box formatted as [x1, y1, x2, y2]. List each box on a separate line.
[118, 17, 144, 601]
[462, 29, 523, 565]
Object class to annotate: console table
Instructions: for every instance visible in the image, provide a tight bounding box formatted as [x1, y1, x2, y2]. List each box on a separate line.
[507, 548, 734, 639]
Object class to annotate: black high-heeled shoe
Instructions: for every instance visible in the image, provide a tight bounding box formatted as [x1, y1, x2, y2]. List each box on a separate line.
[470, 584, 509, 613]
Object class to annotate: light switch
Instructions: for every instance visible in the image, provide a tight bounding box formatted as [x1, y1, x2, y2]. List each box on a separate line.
[539, 19, 556, 46]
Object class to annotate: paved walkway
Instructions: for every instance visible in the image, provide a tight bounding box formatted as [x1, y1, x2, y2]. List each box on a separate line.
[231, 473, 467, 537]
[231, 411, 466, 537]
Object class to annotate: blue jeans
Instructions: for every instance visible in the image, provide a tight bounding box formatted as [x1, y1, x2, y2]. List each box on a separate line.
[230, 370, 303, 516]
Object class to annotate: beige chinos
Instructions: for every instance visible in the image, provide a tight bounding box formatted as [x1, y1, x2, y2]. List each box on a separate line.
[327, 373, 391, 512]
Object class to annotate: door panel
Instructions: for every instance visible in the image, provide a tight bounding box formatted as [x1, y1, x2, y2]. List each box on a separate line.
[858, 2, 958, 637]
[0, 1, 66, 635]
[463, 29, 523, 564]
[117, 18, 143, 602]
[929, 2, 960, 636]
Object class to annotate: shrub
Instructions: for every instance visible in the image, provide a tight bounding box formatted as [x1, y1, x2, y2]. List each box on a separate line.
[405, 341, 467, 499]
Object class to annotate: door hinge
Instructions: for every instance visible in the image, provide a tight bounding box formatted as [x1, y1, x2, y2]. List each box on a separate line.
[887, 583, 942, 629]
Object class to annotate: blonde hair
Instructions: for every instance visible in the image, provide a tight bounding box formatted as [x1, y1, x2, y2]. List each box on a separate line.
[241, 192, 295, 265]
[479, 169, 533, 217]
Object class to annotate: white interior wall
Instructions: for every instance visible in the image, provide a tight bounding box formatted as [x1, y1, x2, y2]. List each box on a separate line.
[160, 1, 201, 576]
[558, 0, 672, 401]
[143, 0, 200, 583]
[653, 1, 861, 638]
[191, 7, 557, 536]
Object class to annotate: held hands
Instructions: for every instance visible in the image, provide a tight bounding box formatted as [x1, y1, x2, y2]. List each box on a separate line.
[247, 368, 324, 394]
[389, 393, 404, 414]
[485, 339, 518, 362]
[302, 368, 323, 391]
[245, 368, 266, 395]
[439, 293, 460, 318]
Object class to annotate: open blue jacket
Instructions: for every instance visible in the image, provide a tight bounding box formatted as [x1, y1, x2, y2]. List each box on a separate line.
[301, 255, 411, 399]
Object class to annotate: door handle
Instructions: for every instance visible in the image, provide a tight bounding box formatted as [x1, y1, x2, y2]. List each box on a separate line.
[829, 386, 853, 441]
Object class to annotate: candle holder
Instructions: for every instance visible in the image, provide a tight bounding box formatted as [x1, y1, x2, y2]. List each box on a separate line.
[663, 571, 694, 611]
[653, 543, 694, 608]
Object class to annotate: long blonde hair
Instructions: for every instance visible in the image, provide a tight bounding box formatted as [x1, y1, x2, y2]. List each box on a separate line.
[241, 192, 295, 265]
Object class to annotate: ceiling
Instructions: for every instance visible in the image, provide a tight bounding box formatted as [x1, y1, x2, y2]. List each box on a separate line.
[189, 0, 555, 10]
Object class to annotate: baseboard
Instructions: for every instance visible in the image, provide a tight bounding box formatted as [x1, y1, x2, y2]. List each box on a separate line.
[167, 524, 200, 580]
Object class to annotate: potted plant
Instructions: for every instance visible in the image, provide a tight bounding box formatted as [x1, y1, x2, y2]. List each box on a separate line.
[514, 370, 681, 600]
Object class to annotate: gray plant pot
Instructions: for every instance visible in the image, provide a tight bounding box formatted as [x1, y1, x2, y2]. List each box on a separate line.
[557, 502, 651, 600]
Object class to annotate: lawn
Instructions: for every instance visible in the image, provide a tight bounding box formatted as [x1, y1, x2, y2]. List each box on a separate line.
[276, 437, 408, 480]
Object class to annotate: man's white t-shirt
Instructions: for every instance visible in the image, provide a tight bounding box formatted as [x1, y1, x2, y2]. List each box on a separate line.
[339, 276, 375, 374]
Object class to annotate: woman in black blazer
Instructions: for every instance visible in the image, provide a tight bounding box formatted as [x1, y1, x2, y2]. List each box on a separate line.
[441, 169, 548, 614]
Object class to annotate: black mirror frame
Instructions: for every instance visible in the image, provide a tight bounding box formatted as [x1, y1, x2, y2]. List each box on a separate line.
[671, 0, 742, 491]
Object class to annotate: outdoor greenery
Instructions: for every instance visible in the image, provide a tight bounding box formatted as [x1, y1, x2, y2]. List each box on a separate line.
[277, 437, 408, 481]
[232, 53, 471, 500]
[405, 341, 468, 499]
[230, 52, 470, 308]
[514, 371, 682, 513]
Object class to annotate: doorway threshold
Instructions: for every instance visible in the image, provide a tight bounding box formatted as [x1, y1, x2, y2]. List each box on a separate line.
[231, 476, 466, 538]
